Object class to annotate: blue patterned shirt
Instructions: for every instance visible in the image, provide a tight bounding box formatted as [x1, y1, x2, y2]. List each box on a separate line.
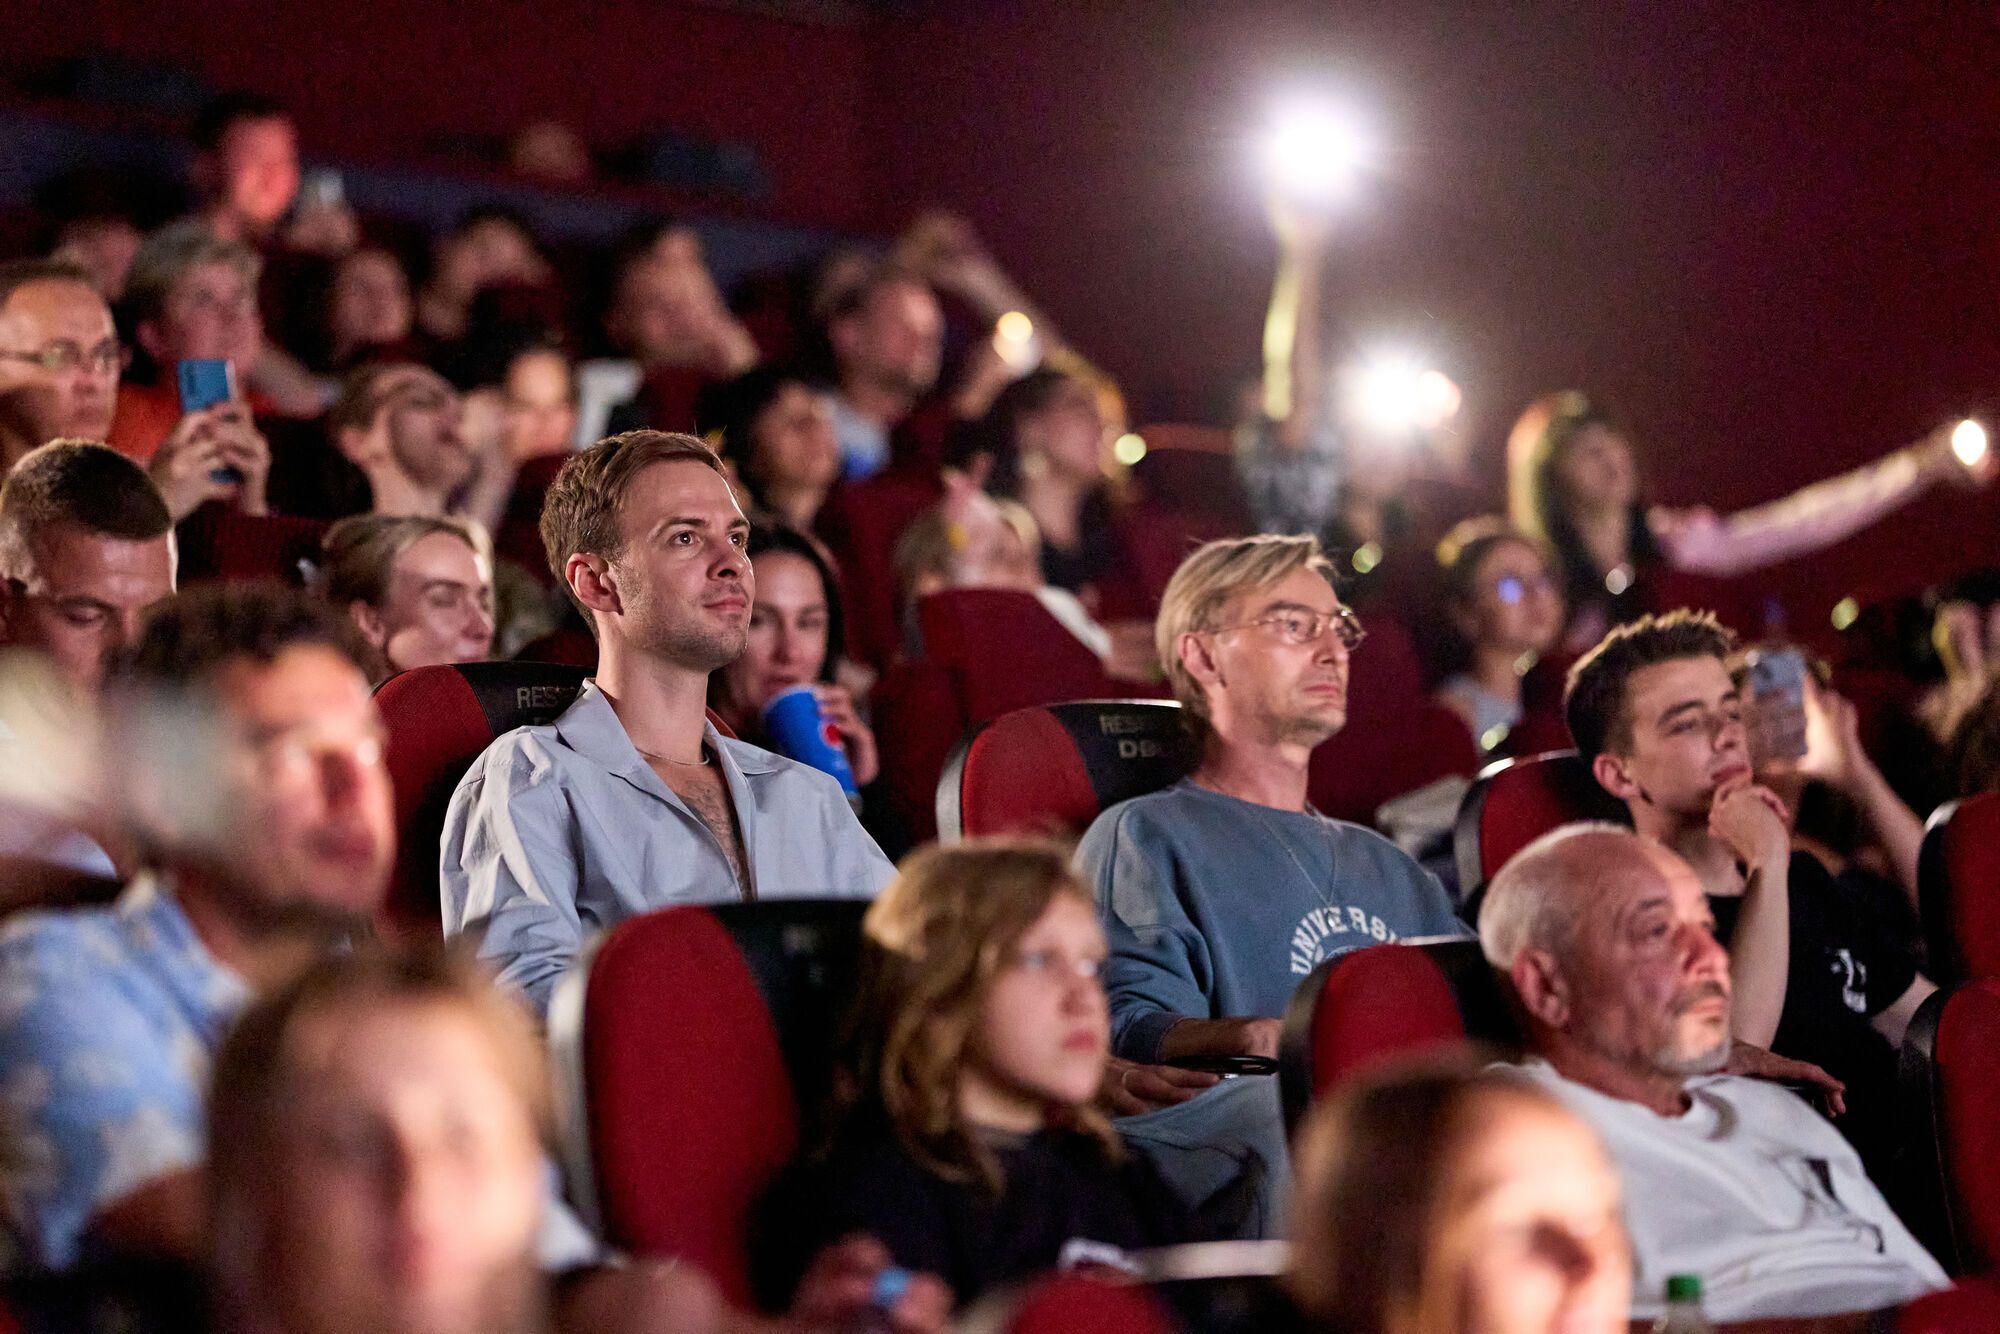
[0, 877, 247, 1272]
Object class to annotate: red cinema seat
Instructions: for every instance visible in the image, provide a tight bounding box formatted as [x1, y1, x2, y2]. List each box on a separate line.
[1895, 1278, 2000, 1332]
[999, 1273, 1179, 1334]
[871, 658, 964, 849]
[938, 700, 1191, 843]
[1278, 939, 1518, 1131]
[373, 662, 590, 938]
[1452, 751, 1630, 901]
[550, 900, 868, 1309]
[919, 588, 1124, 722]
[175, 504, 328, 585]
[815, 470, 945, 670]
[1902, 978, 2000, 1276]
[1918, 793, 2000, 984]
[1307, 617, 1478, 824]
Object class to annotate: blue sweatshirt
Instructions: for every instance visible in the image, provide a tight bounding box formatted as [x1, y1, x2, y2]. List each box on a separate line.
[1075, 780, 1473, 1063]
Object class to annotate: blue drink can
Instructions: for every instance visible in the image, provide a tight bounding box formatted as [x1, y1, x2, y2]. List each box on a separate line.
[761, 684, 860, 797]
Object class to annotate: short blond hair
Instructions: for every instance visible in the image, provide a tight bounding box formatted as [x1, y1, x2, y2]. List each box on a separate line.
[1155, 534, 1338, 728]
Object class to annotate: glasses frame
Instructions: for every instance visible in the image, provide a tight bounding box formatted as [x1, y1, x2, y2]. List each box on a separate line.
[1205, 605, 1367, 651]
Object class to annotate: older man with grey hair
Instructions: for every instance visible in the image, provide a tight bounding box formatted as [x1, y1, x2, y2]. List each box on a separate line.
[1482, 823, 1946, 1323]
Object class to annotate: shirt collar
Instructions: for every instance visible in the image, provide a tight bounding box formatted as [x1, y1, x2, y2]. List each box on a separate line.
[554, 678, 782, 791]
[116, 870, 254, 1026]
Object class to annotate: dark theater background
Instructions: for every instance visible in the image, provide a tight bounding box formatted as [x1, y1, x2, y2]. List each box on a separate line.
[7, 0, 2000, 626]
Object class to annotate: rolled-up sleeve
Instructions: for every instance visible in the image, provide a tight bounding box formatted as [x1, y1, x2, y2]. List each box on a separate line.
[1076, 809, 1213, 1064]
[440, 756, 584, 1016]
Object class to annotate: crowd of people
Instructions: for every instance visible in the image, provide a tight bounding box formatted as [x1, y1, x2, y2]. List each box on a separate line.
[2, 86, 1999, 1333]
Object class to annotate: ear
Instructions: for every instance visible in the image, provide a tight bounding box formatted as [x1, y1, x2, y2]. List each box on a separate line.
[1592, 750, 1642, 805]
[332, 423, 373, 468]
[1510, 949, 1572, 1030]
[1177, 630, 1222, 695]
[566, 552, 622, 625]
[348, 600, 389, 652]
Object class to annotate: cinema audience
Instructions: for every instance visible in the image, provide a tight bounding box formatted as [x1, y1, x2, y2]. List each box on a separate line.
[768, 842, 1195, 1312]
[414, 208, 552, 350]
[0, 259, 122, 469]
[323, 361, 477, 518]
[442, 431, 892, 1013]
[1431, 517, 1565, 755]
[1285, 1058, 1631, 1334]
[316, 514, 495, 682]
[706, 524, 877, 788]
[1565, 611, 1934, 1180]
[1481, 823, 1947, 1321]
[1508, 391, 1997, 652]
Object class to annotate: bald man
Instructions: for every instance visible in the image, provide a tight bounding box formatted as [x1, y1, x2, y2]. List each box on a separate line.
[1481, 824, 1945, 1323]
[0, 260, 120, 469]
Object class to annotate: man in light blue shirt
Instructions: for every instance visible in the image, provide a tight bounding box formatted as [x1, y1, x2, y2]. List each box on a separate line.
[442, 430, 892, 1013]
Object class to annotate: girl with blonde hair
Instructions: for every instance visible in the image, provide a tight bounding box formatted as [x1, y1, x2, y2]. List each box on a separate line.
[770, 840, 1198, 1310]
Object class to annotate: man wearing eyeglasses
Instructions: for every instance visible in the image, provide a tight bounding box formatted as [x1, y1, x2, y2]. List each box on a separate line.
[0, 259, 121, 471]
[1078, 534, 1472, 1103]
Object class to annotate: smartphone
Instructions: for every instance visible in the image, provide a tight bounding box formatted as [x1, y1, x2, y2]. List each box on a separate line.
[1744, 646, 1809, 764]
[176, 359, 242, 484]
[1164, 1054, 1279, 1076]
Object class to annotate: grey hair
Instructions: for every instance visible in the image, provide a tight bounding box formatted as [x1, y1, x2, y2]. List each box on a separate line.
[1477, 821, 1635, 971]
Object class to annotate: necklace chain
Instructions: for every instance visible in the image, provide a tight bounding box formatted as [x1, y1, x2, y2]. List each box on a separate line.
[1244, 798, 1343, 917]
[635, 744, 710, 768]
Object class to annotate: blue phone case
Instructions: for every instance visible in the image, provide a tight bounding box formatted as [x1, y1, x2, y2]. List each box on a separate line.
[176, 359, 235, 413]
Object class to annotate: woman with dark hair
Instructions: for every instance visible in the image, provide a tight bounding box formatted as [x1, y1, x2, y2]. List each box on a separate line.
[695, 366, 842, 530]
[1286, 1059, 1630, 1334]
[767, 841, 1198, 1312]
[965, 366, 1129, 607]
[708, 523, 877, 788]
[1431, 517, 1565, 754]
[1507, 391, 1993, 653]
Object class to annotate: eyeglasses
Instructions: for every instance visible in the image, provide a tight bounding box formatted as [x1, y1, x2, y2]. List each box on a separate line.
[1493, 572, 1556, 606]
[0, 340, 128, 376]
[1209, 606, 1367, 651]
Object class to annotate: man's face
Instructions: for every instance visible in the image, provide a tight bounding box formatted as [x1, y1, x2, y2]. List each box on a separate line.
[1557, 841, 1733, 1078]
[146, 259, 264, 369]
[256, 999, 542, 1334]
[0, 523, 175, 695]
[839, 280, 942, 400]
[187, 645, 394, 926]
[612, 258, 715, 366]
[602, 459, 752, 671]
[216, 116, 301, 229]
[1197, 567, 1354, 748]
[0, 279, 120, 455]
[1598, 656, 1748, 819]
[381, 369, 473, 496]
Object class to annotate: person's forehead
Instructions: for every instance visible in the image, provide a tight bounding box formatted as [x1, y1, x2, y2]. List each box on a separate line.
[0, 279, 114, 341]
[1626, 655, 1733, 718]
[618, 457, 740, 530]
[1228, 566, 1339, 615]
[391, 531, 485, 583]
[214, 643, 373, 732]
[283, 999, 517, 1112]
[1476, 539, 1546, 578]
[751, 550, 826, 608]
[222, 116, 295, 152]
[177, 259, 251, 294]
[32, 526, 174, 596]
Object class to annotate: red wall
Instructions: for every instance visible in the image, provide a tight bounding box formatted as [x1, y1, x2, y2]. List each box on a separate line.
[9, 0, 2000, 621]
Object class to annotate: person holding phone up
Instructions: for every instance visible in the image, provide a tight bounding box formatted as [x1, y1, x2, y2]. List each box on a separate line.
[108, 222, 271, 519]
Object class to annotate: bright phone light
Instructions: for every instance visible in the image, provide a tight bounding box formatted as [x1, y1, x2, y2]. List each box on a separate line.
[1345, 355, 1462, 433]
[1264, 101, 1370, 201]
[1952, 418, 1988, 468]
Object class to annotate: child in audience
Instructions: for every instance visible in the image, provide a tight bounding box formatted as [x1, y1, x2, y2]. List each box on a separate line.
[1432, 517, 1565, 754]
[1286, 1059, 1630, 1334]
[316, 513, 495, 681]
[768, 841, 1200, 1311]
[708, 523, 878, 788]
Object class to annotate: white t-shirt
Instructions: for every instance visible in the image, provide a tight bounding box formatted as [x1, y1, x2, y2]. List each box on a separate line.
[1512, 1060, 1948, 1320]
